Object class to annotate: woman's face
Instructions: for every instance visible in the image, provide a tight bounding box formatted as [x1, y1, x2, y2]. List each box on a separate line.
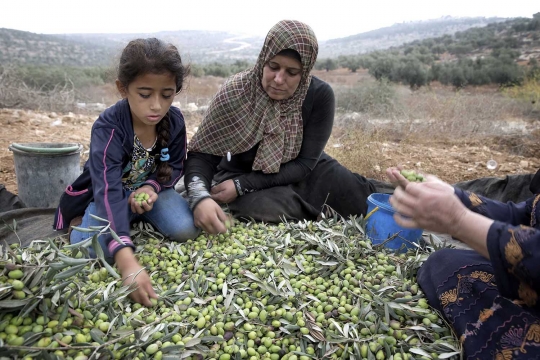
[261, 54, 302, 101]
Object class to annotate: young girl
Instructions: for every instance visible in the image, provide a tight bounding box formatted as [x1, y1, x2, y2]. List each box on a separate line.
[53, 38, 199, 306]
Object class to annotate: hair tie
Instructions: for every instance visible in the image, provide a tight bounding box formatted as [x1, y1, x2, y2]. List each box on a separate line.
[160, 148, 170, 162]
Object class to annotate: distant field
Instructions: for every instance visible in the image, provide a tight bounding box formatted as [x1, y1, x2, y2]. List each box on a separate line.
[1, 68, 538, 194]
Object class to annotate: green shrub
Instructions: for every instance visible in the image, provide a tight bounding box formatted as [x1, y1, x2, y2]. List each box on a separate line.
[335, 78, 402, 117]
[315, 58, 338, 71]
[201, 60, 252, 78]
[190, 64, 205, 77]
[13, 65, 112, 91]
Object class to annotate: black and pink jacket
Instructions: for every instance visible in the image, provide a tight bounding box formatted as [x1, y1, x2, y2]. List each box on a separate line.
[53, 99, 187, 257]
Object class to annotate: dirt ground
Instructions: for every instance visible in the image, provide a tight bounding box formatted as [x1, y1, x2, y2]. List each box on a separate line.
[0, 106, 537, 196]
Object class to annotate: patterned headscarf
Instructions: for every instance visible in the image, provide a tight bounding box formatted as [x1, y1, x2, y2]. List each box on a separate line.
[188, 20, 319, 173]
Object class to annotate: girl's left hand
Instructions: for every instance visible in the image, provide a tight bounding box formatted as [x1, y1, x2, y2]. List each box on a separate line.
[129, 185, 158, 214]
[211, 180, 237, 204]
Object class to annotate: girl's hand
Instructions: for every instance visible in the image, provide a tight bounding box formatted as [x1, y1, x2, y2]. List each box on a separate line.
[115, 248, 158, 307]
[129, 185, 158, 214]
[211, 180, 237, 204]
[193, 198, 230, 234]
[389, 178, 466, 235]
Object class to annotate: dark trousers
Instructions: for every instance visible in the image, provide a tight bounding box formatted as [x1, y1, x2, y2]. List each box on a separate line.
[215, 152, 377, 222]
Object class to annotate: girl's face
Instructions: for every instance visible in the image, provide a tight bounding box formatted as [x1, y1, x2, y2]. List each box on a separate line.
[261, 54, 302, 101]
[116, 72, 176, 128]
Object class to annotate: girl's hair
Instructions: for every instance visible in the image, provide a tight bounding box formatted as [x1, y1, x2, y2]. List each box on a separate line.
[277, 49, 301, 63]
[117, 38, 189, 184]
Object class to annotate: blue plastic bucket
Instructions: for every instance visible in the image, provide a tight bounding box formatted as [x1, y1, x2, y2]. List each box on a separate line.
[365, 193, 423, 251]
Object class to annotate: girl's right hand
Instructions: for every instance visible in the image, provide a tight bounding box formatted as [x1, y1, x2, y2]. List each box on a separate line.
[193, 198, 229, 234]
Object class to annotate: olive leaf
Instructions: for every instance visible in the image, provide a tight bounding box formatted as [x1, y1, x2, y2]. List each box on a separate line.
[184, 337, 202, 347]
[410, 347, 433, 358]
[54, 263, 87, 280]
[0, 298, 31, 308]
[101, 259, 120, 279]
[19, 297, 41, 318]
[91, 234, 105, 260]
[90, 328, 106, 344]
[438, 351, 461, 359]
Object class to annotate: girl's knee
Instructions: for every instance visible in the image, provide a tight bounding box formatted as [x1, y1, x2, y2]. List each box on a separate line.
[169, 225, 201, 242]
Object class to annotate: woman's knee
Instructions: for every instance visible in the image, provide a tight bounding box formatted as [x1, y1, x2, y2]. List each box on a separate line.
[424, 248, 485, 269]
[418, 248, 483, 291]
[417, 248, 457, 288]
[423, 248, 455, 267]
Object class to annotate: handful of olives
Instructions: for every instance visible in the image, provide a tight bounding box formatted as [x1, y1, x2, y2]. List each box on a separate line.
[400, 169, 425, 182]
[134, 192, 150, 206]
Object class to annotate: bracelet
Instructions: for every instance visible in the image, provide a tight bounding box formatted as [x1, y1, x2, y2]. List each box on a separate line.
[234, 179, 244, 196]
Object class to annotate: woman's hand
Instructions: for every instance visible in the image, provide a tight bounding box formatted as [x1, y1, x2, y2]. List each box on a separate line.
[389, 177, 466, 235]
[129, 185, 158, 214]
[193, 197, 230, 234]
[386, 167, 453, 191]
[211, 180, 237, 204]
[115, 247, 158, 307]
[390, 176, 493, 258]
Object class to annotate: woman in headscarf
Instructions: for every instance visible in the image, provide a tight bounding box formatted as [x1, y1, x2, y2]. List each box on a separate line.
[184, 20, 377, 233]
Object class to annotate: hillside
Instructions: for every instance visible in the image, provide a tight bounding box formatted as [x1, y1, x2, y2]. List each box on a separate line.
[318, 16, 508, 57]
[64, 31, 264, 63]
[321, 14, 540, 89]
[0, 28, 263, 66]
[0, 28, 117, 66]
[0, 16, 515, 67]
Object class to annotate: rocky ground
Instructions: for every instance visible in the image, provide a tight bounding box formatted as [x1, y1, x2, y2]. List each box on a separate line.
[0, 107, 538, 195]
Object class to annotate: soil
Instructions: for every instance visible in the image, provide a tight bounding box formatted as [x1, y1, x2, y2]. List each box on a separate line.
[0, 107, 538, 195]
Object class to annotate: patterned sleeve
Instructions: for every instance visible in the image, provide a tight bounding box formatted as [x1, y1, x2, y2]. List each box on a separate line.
[454, 188, 531, 226]
[184, 151, 222, 210]
[486, 195, 540, 307]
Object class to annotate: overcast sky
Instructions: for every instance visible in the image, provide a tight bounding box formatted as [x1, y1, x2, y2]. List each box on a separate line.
[1, 1, 538, 40]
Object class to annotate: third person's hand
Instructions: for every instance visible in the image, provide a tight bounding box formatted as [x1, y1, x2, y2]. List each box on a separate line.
[389, 179, 466, 235]
[386, 166, 408, 188]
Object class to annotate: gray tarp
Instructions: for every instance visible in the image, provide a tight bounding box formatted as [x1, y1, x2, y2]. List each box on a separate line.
[454, 173, 534, 203]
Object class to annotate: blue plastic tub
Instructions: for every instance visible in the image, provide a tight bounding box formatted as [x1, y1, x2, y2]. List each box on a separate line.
[365, 193, 423, 251]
